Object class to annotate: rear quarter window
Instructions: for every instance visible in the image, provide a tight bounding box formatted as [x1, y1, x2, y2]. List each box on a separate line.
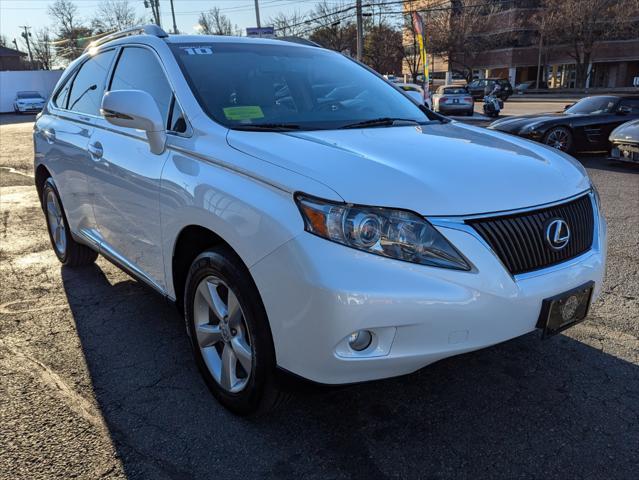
[53, 72, 76, 109]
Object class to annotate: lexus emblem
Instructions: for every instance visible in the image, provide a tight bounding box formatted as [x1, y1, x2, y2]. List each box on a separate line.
[545, 218, 570, 250]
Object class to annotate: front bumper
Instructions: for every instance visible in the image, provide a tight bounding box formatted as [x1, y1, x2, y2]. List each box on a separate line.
[15, 104, 44, 113]
[438, 104, 473, 113]
[609, 143, 639, 163]
[250, 204, 607, 385]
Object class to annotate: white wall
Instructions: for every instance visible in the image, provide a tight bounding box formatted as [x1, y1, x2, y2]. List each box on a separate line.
[0, 70, 64, 113]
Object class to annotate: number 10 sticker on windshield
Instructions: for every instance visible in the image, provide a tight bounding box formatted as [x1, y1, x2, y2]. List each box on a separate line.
[181, 46, 213, 55]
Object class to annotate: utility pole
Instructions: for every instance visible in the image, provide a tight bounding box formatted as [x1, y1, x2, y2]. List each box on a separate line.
[356, 0, 363, 61]
[144, 0, 161, 27]
[254, 0, 261, 28]
[155, 0, 161, 27]
[169, 0, 178, 33]
[19, 26, 33, 63]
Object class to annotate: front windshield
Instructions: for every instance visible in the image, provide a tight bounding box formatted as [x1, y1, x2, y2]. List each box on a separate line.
[565, 96, 618, 115]
[17, 91, 41, 99]
[170, 42, 436, 130]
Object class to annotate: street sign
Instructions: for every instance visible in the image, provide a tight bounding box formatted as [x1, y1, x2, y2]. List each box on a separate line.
[246, 27, 275, 38]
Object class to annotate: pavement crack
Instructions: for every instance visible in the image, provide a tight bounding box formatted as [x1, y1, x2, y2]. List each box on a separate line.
[0, 341, 108, 434]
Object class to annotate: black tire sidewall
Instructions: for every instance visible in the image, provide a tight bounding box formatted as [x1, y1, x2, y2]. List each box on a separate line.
[42, 180, 69, 263]
[184, 248, 276, 415]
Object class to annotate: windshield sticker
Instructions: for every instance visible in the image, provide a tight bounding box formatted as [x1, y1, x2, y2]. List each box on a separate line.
[223, 106, 264, 120]
[181, 46, 213, 55]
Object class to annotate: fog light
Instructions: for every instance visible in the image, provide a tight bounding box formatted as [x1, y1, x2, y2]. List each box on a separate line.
[348, 330, 372, 351]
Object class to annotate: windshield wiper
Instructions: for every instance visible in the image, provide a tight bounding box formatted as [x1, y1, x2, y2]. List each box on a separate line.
[339, 117, 422, 129]
[231, 123, 301, 131]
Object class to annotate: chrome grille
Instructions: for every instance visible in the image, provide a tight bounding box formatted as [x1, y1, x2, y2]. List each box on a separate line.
[468, 194, 595, 275]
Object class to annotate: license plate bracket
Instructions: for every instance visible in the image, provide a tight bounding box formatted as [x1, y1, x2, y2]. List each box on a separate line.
[536, 281, 594, 338]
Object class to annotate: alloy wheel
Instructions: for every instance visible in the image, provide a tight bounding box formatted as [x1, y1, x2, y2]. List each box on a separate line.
[46, 190, 67, 255]
[193, 275, 253, 393]
[545, 128, 570, 151]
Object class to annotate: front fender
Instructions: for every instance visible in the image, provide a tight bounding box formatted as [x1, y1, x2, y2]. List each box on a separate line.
[159, 147, 338, 299]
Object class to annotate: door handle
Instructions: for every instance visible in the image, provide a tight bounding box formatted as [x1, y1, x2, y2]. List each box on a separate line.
[88, 142, 103, 160]
[42, 128, 56, 144]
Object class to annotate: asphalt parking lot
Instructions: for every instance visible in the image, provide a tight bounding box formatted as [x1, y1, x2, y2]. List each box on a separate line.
[1, 111, 638, 480]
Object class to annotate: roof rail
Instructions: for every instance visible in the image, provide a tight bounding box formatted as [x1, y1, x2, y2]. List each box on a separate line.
[84, 24, 168, 52]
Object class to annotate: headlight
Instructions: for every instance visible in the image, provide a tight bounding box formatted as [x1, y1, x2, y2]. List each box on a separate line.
[295, 193, 471, 270]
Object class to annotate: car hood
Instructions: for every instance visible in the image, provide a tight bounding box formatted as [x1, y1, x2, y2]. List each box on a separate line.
[227, 122, 590, 216]
[488, 112, 570, 132]
[610, 119, 639, 143]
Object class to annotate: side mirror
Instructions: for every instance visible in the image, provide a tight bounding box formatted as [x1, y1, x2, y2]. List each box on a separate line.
[564, 103, 574, 111]
[617, 105, 631, 115]
[101, 90, 166, 155]
[405, 90, 425, 105]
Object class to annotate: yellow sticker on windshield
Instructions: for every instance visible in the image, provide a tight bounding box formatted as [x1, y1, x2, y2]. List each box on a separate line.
[223, 106, 264, 120]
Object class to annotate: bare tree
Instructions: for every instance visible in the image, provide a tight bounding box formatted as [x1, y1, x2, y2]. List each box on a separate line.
[0, 35, 8, 48]
[32, 28, 54, 70]
[308, 1, 357, 53]
[197, 7, 239, 36]
[91, 0, 140, 34]
[421, 0, 504, 81]
[269, 10, 308, 37]
[535, 0, 637, 88]
[48, 0, 91, 62]
[364, 25, 404, 75]
[402, 15, 422, 83]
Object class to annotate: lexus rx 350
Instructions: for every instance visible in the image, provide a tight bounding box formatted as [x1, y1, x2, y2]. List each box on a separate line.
[34, 26, 607, 415]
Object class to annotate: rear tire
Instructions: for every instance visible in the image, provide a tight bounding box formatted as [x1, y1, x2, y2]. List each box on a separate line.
[184, 247, 288, 416]
[42, 178, 98, 267]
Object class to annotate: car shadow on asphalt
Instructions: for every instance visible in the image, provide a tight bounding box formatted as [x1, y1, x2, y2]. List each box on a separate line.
[61, 264, 638, 480]
[577, 154, 639, 174]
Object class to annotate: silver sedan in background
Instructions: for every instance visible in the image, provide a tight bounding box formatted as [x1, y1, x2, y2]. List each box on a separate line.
[432, 85, 474, 116]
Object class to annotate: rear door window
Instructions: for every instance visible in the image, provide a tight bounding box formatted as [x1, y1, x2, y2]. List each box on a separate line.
[67, 50, 116, 115]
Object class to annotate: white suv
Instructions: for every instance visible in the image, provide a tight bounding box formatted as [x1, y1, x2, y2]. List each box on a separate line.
[35, 26, 607, 415]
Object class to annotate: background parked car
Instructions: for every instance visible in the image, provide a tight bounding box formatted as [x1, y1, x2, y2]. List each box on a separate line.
[396, 82, 433, 110]
[13, 91, 46, 114]
[467, 78, 513, 101]
[432, 85, 474, 116]
[488, 95, 639, 153]
[609, 119, 639, 164]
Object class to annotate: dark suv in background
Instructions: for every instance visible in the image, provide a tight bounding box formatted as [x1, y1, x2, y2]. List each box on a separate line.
[467, 78, 513, 101]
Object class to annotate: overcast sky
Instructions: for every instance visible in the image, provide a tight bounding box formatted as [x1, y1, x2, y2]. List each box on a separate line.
[1, 0, 338, 50]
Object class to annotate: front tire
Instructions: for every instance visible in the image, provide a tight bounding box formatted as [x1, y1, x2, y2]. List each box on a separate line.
[42, 179, 98, 266]
[184, 247, 287, 416]
[543, 126, 573, 153]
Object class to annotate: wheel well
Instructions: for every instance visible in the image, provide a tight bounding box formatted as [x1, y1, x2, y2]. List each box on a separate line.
[35, 165, 51, 204]
[172, 225, 228, 309]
